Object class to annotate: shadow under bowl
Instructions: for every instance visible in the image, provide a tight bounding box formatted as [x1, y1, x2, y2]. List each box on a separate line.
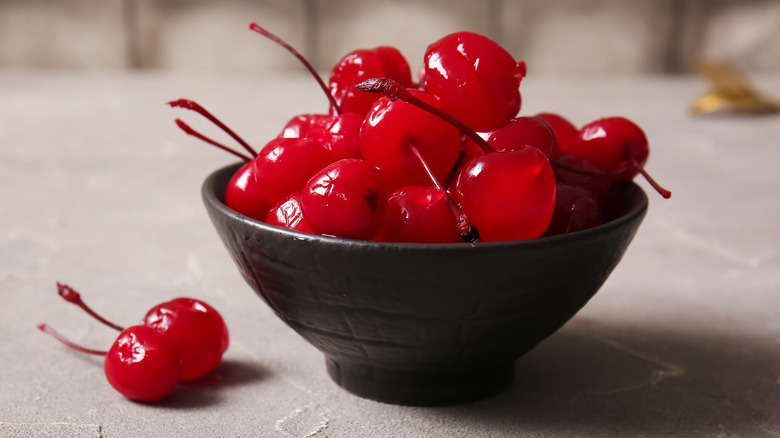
[202, 163, 648, 406]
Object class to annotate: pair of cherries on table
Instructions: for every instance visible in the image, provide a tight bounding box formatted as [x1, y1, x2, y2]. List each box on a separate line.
[173, 24, 670, 244]
[39, 283, 229, 402]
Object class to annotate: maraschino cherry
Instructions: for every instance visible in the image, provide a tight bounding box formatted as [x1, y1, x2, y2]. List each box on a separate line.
[376, 140, 477, 243]
[330, 46, 414, 115]
[570, 116, 671, 198]
[265, 192, 313, 233]
[357, 78, 556, 242]
[301, 159, 389, 240]
[104, 326, 183, 401]
[225, 137, 336, 220]
[41, 282, 230, 400]
[536, 112, 579, 156]
[463, 116, 557, 159]
[144, 297, 229, 381]
[543, 184, 604, 236]
[360, 88, 462, 188]
[38, 323, 182, 402]
[377, 186, 463, 243]
[423, 31, 526, 131]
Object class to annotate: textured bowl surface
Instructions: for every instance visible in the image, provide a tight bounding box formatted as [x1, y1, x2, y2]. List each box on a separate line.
[203, 163, 648, 405]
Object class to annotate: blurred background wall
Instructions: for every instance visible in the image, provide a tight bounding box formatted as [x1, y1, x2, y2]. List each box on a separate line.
[0, 0, 778, 75]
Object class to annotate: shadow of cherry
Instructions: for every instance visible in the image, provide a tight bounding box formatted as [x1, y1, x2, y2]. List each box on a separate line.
[152, 359, 270, 409]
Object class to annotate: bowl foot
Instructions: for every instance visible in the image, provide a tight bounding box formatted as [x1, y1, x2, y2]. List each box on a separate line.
[325, 357, 514, 406]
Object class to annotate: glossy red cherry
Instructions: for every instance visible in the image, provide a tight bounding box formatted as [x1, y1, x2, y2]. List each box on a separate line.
[463, 116, 556, 159]
[360, 89, 461, 188]
[52, 283, 230, 387]
[105, 325, 183, 402]
[330, 46, 413, 115]
[358, 77, 556, 241]
[38, 323, 182, 402]
[571, 116, 671, 198]
[144, 298, 229, 381]
[553, 154, 614, 206]
[452, 146, 557, 241]
[376, 186, 462, 243]
[301, 159, 388, 240]
[543, 184, 604, 236]
[265, 192, 313, 233]
[281, 112, 363, 160]
[536, 112, 579, 157]
[424, 31, 525, 131]
[225, 137, 336, 220]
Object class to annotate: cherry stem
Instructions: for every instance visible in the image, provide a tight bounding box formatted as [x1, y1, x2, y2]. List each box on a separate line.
[168, 99, 258, 157]
[633, 159, 672, 198]
[249, 23, 341, 115]
[174, 119, 253, 162]
[56, 282, 125, 332]
[445, 150, 467, 187]
[408, 143, 480, 243]
[37, 323, 108, 356]
[356, 78, 496, 154]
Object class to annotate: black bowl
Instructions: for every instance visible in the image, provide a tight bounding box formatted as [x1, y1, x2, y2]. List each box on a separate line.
[202, 163, 648, 406]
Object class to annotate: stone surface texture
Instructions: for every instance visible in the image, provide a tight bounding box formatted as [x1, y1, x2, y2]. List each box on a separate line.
[0, 71, 778, 436]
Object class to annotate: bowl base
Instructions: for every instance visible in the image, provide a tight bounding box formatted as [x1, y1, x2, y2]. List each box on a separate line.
[325, 357, 514, 406]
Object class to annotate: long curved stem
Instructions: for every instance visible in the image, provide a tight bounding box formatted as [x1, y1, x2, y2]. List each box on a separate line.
[249, 23, 341, 115]
[174, 119, 253, 162]
[56, 282, 125, 331]
[408, 144, 479, 243]
[168, 99, 258, 157]
[37, 323, 107, 356]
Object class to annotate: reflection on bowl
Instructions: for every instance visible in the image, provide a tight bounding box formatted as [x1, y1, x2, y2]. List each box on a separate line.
[202, 163, 648, 406]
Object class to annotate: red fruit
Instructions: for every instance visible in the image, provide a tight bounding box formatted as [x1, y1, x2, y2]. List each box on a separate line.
[424, 31, 525, 131]
[536, 112, 579, 157]
[224, 160, 266, 220]
[360, 89, 461, 188]
[543, 184, 604, 236]
[281, 113, 363, 160]
[575, 117, 647, 179]
[104, 325, 183, 401]
[571, 116, 671, 198]
[39, 322, 183, 402]
[452, 146, 557, 242]
[144, 298, 229, 381]
[553, 155, 614, 206]
[377, 186, 462, 243]
[357, 77, 556, 242]
[301, 159, 388, 240]
[225, 137, 336, 220]
[265, 192, 313, 233]
[330, 47, 413, 115]
[463, 116, 556, 159]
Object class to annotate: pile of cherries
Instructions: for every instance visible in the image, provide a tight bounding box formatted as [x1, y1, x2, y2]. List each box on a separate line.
[173, 24, 670, 244]
[39, 283, 229, 402]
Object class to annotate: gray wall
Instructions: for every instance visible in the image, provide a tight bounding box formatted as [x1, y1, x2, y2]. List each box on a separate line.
[1, 0, 778, 74]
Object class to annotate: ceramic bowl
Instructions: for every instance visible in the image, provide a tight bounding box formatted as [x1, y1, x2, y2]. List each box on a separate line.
[202, 163, 648, 406]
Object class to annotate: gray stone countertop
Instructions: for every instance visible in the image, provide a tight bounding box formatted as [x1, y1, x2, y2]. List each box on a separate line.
[0, 71, 778, 437]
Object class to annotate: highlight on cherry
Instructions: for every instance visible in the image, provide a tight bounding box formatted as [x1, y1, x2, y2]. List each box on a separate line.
[170, 22, 670, 244]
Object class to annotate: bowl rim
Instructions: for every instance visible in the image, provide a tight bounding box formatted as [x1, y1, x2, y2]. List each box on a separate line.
[202, 162, 648, 251]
